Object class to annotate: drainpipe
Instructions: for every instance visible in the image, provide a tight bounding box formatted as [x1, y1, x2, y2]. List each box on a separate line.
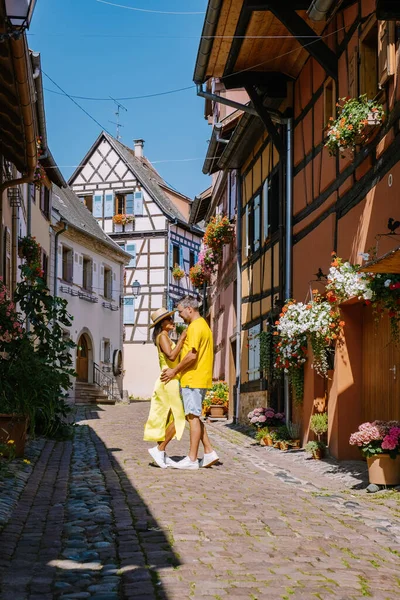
[307, 0, 335, 20]
[234, 171, 243, 423]
[284, 118, 293, 426]
[54, 222, 67, 296]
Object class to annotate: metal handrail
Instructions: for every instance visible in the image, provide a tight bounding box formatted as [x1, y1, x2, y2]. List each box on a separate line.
[93, 362, 121, 403]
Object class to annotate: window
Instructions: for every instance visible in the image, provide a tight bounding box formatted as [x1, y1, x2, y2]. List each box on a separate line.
[248, 324, 261, 382]
[360, 20, 378, 99]
[62, 246, 73, 282]
[3, 228, 11, 289]
[173, 244, 180, 267]
[262, 178, 269, 241]
[28, 182, 36, 204]
[116, 193, 134, 215]
[103, 340, 111, 363]
[228, 170, 237, 221]
[40, 185, 50, 219]
[123, 296, 135, 324]
[42, 250, 48, 284]
[104, 266, 112, 299]
[189, 250, 196, 269]
[323, 78, 336, 127]
[79, 195, 93, 212]
[82, 257, 93, 291]
[93, 192, 103, 218]
[126, 243, 136, 268]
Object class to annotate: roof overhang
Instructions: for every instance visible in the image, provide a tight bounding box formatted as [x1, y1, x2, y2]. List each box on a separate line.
[0, 22, 37, 173]
[359, 247, 400, 274]
[193, 0, 337, 87]
[189, 187, 212, 225]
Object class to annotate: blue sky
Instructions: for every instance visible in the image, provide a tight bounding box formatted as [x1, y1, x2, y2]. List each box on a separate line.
[28, 0, 210, 198]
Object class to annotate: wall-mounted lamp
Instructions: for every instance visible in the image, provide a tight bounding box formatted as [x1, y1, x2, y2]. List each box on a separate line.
[5, 0, 37, 30]
[132, 280, 141, 299]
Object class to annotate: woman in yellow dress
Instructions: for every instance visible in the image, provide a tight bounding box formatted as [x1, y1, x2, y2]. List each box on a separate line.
[144, 307, 187, 468]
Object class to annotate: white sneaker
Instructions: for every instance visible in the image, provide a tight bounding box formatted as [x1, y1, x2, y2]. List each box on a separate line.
[199, 450, 219, 468]
[165, 455, 176, 467]
[148, 446, 167, 469]
[170, 456, 199, 470]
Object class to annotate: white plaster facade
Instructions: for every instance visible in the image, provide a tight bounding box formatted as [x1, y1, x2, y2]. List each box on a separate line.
[69, 132, 203, 398]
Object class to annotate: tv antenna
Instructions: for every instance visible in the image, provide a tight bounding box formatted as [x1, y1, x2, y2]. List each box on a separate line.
[109, 96, 127, 140]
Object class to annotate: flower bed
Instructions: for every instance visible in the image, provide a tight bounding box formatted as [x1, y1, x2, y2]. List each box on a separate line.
[247, 407, 285, 429]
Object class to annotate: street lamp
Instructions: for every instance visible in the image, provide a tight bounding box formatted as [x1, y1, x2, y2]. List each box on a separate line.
[132, 280, 141, 299]
[5, 0, 37, 29]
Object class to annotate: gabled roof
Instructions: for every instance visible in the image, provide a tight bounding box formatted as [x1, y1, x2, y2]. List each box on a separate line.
[68, 131, 191, 226]
[52, 184, 130, 261]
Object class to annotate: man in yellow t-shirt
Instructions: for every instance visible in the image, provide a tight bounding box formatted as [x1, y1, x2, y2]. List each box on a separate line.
[160, 296, 219, 470]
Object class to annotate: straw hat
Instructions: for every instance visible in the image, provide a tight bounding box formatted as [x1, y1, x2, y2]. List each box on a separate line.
[148, 307, 176, 329]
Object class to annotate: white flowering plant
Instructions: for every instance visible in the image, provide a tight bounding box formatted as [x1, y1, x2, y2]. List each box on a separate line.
[326, 253, 373, 303]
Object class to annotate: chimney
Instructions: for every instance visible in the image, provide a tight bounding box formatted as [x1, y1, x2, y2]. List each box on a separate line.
[133, 139, 144, 158]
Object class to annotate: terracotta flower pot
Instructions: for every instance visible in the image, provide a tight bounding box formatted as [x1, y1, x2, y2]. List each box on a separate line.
[290, 439, 301, 449]
[280, 441, 290, 451]
[312, 448, 324, 460]
[367, 454, 400, 486]
[0, 414, 28, 458]
[209, 405, 225, 418]
[263, 435, 273, 446]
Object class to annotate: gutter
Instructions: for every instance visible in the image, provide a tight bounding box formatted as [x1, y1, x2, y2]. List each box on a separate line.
[234, 171, 243, 423]
[193, 0, 224, 84]
[307, 0, 335, 21]
[54, 221, 68, 296]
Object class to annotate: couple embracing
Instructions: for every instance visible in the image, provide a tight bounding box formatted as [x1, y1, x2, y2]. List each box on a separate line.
[143, 296, 219, 470]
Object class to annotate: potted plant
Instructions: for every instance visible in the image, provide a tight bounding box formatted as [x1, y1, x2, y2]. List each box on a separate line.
[287, 421, 301, 449]
[247, 406, 285, 430]
[325, 95, 384, 158]
[204, 381, 229, 418]
[276, 426, 291, 450]
[172, 264, 185, 281]
[255, 427, 271, 446]
[305, 440, 325, 460]
[309, 412, 328, 443]
[349, 421, 400, 485]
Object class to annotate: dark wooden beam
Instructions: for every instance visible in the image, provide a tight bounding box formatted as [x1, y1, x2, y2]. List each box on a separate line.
[376, 0, 400, 20]
[223, 5, 252, 77]
[268, 7, 337, 79]
[245, 0, 310, 8]
[262, 6, 338, 80]
[223, 71, 290, 96]
[245, 85, 284, 155]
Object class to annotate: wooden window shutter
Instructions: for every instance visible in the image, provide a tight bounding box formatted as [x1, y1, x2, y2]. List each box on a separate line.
[348, 46, 359, 98]
[378, 21, 396, 87]
[4, 228, 11, 287]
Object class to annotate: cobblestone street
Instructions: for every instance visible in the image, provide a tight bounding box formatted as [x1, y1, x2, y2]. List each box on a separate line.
[1, 403, 400, 600]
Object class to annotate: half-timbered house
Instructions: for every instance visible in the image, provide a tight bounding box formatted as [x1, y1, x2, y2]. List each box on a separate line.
[194, 0, 400, 458]
[69, 132, 203, 398]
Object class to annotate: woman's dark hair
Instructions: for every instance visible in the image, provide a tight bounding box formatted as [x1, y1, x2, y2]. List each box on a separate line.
[152, 317, 172, 345]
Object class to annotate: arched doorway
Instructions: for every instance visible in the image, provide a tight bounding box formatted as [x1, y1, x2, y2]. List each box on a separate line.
[76, 334, 90, 382]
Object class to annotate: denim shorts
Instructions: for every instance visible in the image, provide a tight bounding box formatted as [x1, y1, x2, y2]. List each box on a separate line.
[181, 387, 207, 417]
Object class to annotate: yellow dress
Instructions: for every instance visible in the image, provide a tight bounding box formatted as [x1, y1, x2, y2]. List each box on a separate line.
[143, 334, 186, 442]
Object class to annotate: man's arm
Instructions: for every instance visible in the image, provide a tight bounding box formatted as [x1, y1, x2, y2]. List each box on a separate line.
[160, 348, 197, 384]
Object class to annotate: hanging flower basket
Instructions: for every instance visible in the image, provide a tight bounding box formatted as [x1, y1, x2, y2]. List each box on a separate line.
[203, 215, 235, 253]
[325, 95, 384, 158]
[172, 264, 185, 280]
[189, 263, 211, 288]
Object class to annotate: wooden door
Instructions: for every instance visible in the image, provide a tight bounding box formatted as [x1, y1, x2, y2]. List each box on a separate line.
[76, 335, 89, 382]
[362, 307, 400, 421]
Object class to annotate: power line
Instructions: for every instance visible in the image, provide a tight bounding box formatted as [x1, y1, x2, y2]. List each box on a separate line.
[43, 84, 195, 102]
[41, 26, 346, 103]
[42, 70, 113, 135]
[95, 0, 205, 14]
